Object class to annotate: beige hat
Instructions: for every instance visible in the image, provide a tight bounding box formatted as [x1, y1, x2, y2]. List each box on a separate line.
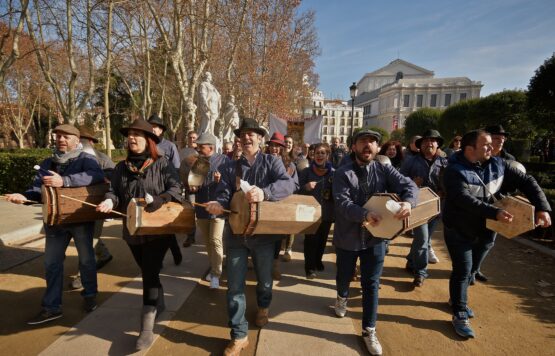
[53, 124, 80, 138]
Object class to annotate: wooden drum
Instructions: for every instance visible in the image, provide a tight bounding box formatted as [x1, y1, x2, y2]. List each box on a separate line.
[126, 198, 195, 236]
[229, 192, 321, 236]
[41, 184, 118, 225]
[486, 195, 535, 238]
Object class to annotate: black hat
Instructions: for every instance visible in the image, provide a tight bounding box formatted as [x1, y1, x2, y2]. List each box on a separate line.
[352, 129, 381, 144]
[485, 124, 509, 137]
[147, 113, 166, 131]
[79, 127, 98, 143]
[415, 129, 444, 148]
[233, 118, 266, 137]
[120, 119, 160, 143]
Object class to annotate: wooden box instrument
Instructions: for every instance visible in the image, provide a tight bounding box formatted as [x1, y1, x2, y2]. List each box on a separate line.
[363, 187, 441, 239]
[486, 195, 535, 238]
[42, 184, 119, 225]
[127, 198, 195, 236]
[229, 192, 321, 236]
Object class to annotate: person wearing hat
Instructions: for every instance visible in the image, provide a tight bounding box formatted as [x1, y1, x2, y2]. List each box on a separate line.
[6, 124, 105, 325]
[442, 129, 551, 339]
[204, 118, 295, 356]
[68, 127, 116, 290]
[485, 124, 516, 161]
[96, 119, 182, 350]
[400, 129, 448, 287]
[193, 132, 230, 289]
[331, 129, 417, 355]
[147, 114, 183, 265]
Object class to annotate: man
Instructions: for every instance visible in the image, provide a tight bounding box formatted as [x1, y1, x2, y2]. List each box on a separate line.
[69, 127, 115, 290]
[187, 130, 198, 149]
[402, 135, 422, 163]
[486, 124, 516, 161]
[181, 130, 199, 247]
[330, 136, 347, 168]
[223, 141, 233, 156]
[333, 129, 418, 355]
[443, 129, 551, 338]
[194, 132, 230, 289]
[6, 124, 104, 324]
[400, 129, 447, 287]
[205, 118, 295, 356]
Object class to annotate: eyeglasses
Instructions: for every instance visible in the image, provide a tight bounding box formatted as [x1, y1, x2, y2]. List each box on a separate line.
[454, 139, 461, 142]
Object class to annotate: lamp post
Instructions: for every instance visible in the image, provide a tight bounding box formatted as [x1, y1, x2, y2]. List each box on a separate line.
[349, 82, 358, 138]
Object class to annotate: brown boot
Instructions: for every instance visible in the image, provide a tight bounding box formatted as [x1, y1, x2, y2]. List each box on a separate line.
[224, 337, 249, 356]
[272, 259, 281, 280]
[255, 307, 269, 327]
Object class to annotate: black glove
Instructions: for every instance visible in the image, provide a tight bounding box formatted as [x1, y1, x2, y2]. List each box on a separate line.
[145, 193, 172, 213]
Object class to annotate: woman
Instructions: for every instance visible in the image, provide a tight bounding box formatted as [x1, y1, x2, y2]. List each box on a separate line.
[97, 119, 182, 350]
[299, 143, 335, 279]
[444, 135, 462, 157]
[379, 140, 404, 169]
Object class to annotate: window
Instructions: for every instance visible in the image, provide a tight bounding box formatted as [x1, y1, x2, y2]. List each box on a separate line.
[403, 95, 410, 107]
[355, 119, 359, 126]
[416, 95, 423, 107]
[444, 93, 451, 106]
[329, 118, 335, 125]
[341, 118, 345, 126]
[430, 94, 437, 107]
[330, 127, 335, 135]
[323, 127, 327, 134]
[340, 127, 344, 135]
[460, 93, 467, 101]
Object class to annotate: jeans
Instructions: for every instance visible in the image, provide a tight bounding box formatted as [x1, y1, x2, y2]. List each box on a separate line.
[304, 221, 332, 273]
[42, 222, 96, 312]
[336, 243, 385, 329]
[407, 216, 440, 278]
[444, 225, 496, 314]
[226, 237, 275, 339]
[197, 218, 225, 277]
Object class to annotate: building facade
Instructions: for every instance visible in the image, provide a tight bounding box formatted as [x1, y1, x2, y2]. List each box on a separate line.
[310, 91, 363, 144]
[354, 59, 482, 132]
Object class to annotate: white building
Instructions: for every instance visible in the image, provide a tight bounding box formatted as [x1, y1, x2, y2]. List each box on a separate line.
[310, 91, 363, 144]
[354, 59, 483, 132]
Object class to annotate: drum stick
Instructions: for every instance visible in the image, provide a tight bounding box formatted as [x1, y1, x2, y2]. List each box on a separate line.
[1, 195, 39, 204]
[191, 201, 237, 214]
[60, 194, 127, 217]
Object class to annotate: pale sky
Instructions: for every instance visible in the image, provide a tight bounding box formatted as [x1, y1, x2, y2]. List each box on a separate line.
[300, 0, 555, 98]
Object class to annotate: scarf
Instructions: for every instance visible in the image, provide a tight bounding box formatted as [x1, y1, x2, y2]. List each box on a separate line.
[52, 147, 83, 164]
[311, 160, 331, 177]
[125, 151, 154, 176]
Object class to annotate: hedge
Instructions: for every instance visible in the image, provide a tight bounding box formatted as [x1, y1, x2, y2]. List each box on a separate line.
[0, 150, 51, 194]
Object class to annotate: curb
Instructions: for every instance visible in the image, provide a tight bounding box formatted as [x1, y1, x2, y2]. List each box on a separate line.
[0, 223, 44, 246]
[512, 236, 555, 259]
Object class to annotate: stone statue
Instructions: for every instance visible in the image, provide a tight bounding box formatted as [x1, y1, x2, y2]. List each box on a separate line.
[221, 95, 240, 143]
[197, 72, 221, 135]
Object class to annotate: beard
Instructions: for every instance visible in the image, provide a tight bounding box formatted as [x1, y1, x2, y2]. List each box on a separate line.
[355, 149, 374, 164]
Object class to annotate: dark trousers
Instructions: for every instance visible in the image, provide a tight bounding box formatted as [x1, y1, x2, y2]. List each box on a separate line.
[444, 225, 496, 314]
[336, 243, 385, 329]
[304, 221, 332, 273]
[128, 237, 171, 306]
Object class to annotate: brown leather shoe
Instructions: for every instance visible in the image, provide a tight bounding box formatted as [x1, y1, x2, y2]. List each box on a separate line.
[255, 308, 269, 327]
[224, 337, 249, 356]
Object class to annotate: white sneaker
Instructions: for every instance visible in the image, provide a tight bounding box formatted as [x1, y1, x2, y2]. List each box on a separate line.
[205, 273, 212, 282]
[282, 249, 292, 262]
[428, 248, 440, 264]
[210, 275, 220, 289]
[362, 327, 383, 355]
[334, 296, 347, 317]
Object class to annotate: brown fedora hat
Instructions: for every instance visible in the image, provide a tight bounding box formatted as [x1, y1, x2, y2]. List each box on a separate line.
[120, 119, 160, 143]
[79, 127, 99, 143]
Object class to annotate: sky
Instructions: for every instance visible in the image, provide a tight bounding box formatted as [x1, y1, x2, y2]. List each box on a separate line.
[299, 0, 555, 99]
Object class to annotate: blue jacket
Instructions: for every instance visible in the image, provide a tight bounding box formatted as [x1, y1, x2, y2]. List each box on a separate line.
[299, 164, 335, 222]
[400, 153, 448, 194]
[157, 138, 181, 169]
[194, 153, 230, 219]
[216, 151, 295, 246]
[24, 152, 105, 203]
[332, 160, 419, 251]
[443, 151, 551, 241]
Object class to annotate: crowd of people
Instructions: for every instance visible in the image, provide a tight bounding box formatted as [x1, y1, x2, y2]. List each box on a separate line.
[5, 118, 553, 356]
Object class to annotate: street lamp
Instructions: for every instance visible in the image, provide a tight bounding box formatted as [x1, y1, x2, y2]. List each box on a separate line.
[349, 82, 358, 138]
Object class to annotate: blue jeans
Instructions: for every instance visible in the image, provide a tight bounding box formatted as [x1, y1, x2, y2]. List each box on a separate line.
[407, 216, 440, 278]
[336, 243, 385, 329]
[42, 222, 97, 312]
[226, 237, 275, 339]
[444, 225, 495, 314]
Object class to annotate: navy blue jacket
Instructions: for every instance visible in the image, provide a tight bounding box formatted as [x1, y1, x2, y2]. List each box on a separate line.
[194, 153, 230, 219]
[157, 138, 181, 169]
[24, 152, 105, 203]
[400, 153, 448, 194]
[332, 160, 419, 251]
[299, 165, 335, 222]
[443, 151, 551, 241]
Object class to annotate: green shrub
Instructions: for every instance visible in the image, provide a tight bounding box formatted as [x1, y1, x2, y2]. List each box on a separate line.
[0, 150, 52, 194]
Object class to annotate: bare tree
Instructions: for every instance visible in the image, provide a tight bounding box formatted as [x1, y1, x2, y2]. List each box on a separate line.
[0, 0, 30, 85]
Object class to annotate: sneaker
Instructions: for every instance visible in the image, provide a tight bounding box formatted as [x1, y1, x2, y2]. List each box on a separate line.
[210, 275, 220, 289]
[205, 273, 212, 282]
[224, 337, 249, 356]
[84, 296, 97, 313]
[27, 310, 63, 325]
[334, 296, 348, 318]
[428, 248, 440, 264]
[362, 327, 383, 355]
[452, 311, 475, 338]
[447, 299, 475, 318]
[282, 250, 292, 262]
[69, 275, 83, 290]
[306, 271, 316, 279]
[413, 275, 425, 287]
[474, 271, 488, 282]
